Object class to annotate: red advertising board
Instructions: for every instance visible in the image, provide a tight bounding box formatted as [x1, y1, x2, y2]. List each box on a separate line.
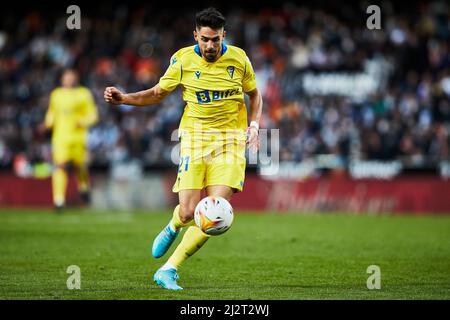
[232, 175, 450, 214]
[0, 174, 79, 207]
[1, 172, 449, 214]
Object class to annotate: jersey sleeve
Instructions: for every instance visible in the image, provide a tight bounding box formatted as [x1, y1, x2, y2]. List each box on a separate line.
[158, 53, 182, 92]
[44, 90, 56, 128]
[83, 88, 98, 127]
[242, 55, 257, 93]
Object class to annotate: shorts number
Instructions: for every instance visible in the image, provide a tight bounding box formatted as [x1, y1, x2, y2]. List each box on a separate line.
[178, 156, 190, 173]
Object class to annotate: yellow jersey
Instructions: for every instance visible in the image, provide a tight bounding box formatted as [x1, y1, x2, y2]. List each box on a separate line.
[158, 44, 257, 133]
[45, 86, 98, 145]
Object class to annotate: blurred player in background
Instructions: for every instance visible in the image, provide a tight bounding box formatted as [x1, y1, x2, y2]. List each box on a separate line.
[43, 69, 98, 212]
[104, 7, 263, 290]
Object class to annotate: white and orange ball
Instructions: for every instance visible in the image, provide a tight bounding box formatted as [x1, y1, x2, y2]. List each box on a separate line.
[194, 196, 234, 236]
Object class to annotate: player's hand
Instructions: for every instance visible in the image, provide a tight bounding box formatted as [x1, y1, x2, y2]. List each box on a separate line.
[104, 86, 125, 105]
[246, 124, 260, 154]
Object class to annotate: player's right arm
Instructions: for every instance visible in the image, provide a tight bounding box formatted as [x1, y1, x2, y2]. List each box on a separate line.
[104, 51, 182, 106]
[104, 84, 170, 106]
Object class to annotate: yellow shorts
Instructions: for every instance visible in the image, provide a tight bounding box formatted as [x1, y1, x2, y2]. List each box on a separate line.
[172, 130, 246, 193]
[52, 141, 87, 166]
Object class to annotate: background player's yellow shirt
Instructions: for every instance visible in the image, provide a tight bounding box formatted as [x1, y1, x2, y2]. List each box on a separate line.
[158, 44, 257, 133]
[45, 86, 98, 145]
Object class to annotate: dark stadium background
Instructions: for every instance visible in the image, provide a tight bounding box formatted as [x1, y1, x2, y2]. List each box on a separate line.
[0, 0, 449, 211]
[1, 0, 450, 302]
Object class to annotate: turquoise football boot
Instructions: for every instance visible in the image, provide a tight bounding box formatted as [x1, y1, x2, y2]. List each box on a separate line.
[153, 268, 183, 290]
[152, 224, 180, 258]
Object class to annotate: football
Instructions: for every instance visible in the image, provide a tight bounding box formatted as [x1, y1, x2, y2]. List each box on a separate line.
[194, 196, 234, 236]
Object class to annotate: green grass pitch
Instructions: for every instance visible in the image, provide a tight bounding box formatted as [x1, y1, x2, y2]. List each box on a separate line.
[0, 209, 449, 299]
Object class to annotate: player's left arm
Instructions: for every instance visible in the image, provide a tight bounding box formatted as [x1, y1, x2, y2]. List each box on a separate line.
[78, 89, 99, 128]
[38, 90, 56, 135]
[242, 54, 263, 153]
[245, 87, 263, 153]
[43, 90, 56, 129]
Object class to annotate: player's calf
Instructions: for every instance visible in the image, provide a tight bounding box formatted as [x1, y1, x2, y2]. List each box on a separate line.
[179, 202, 196, 224]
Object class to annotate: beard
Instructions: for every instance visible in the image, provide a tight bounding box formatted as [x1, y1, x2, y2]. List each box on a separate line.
[203, 49, 219, 62]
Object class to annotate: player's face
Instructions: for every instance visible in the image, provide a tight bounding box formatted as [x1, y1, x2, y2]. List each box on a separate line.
[194, 27, 226, 62]
[61, 71, 78, 88]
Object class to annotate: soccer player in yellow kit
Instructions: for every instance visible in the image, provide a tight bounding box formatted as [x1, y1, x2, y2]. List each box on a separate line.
[44, 69, 98, 211]
[104, 7, 262, 290]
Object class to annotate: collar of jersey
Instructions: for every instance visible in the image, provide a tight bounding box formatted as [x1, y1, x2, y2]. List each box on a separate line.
[194, 43, 228, 61]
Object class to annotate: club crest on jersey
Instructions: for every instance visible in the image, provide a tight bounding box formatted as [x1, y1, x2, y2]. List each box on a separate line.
[195, 71, 201, 79]
[226, 66, 235, 79]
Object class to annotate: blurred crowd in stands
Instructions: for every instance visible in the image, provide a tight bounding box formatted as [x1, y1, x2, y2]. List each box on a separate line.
[0, 0, 449, 171]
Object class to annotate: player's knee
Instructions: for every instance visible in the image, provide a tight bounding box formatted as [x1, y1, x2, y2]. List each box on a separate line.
[179, 203, 195, 223]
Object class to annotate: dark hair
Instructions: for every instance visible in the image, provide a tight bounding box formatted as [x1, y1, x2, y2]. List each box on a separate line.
[195, 7, 226, 30]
